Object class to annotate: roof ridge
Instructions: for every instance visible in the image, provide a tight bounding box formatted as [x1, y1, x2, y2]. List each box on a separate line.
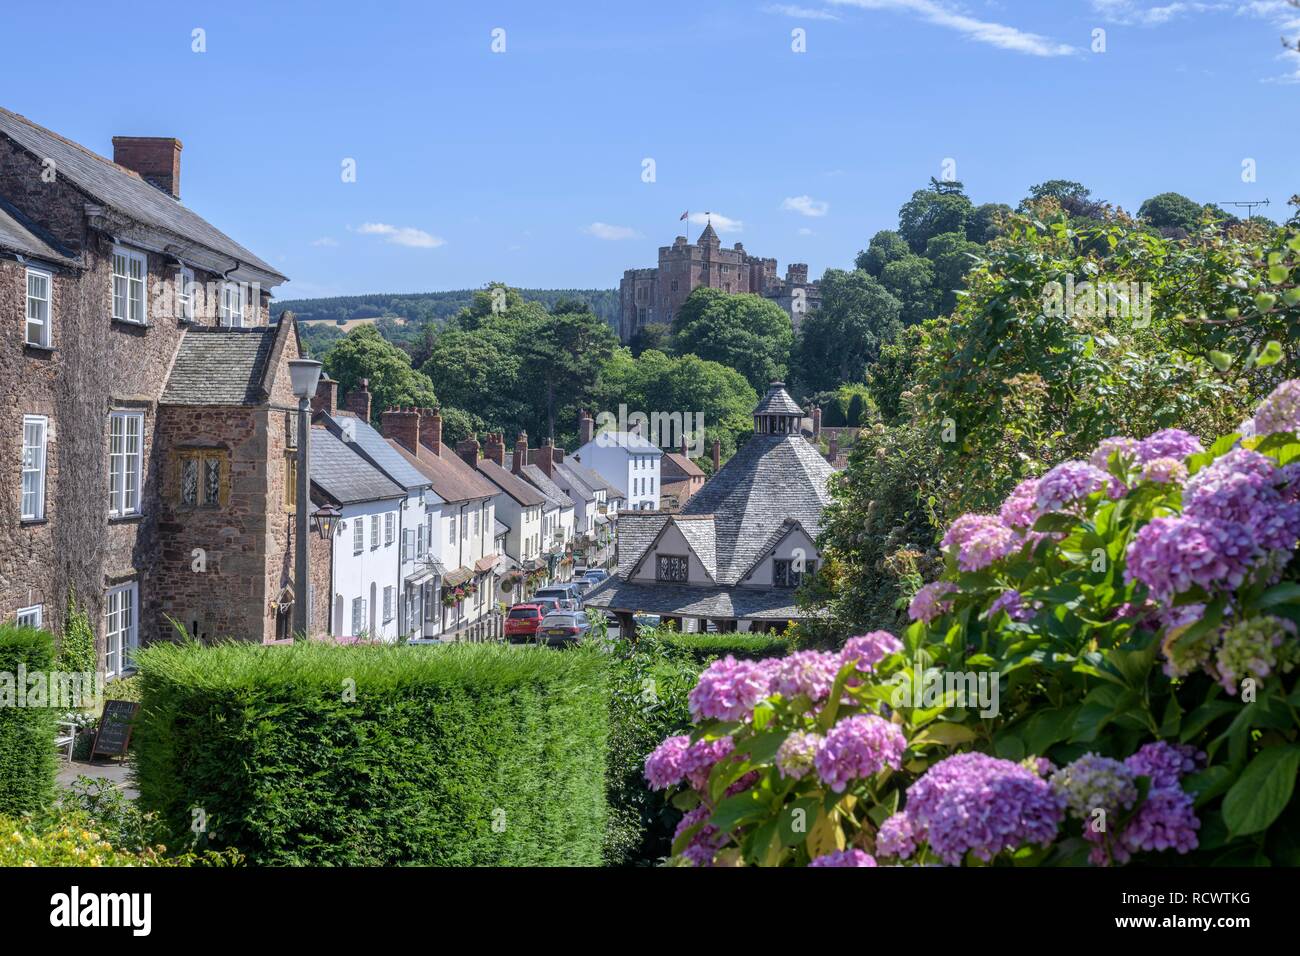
[0, 107, 146, 183]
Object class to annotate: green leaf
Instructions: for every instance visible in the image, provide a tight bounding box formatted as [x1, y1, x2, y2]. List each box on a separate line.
[1255, 340, 1284, 369]
[1208, 350, 1235, 372]
[1222, 745, 1300, 836]
[1257, 581, 1300, 609]
[1255, 292, 1278, 312]
[1268, 264, 1290, 284]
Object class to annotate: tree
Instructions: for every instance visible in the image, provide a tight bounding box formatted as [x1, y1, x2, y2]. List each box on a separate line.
[518, 310, 619, 440]
[855, 230, 910, 277]
[1024, 179, 1091, 205]
[898, 178, 974, 253]
[792, 269, 902, 395]
[628, 322, 671, 357]
[966, 203, 1012, 243]
[879, 254, 939, 325]
[670, 288, 793, 394]
[324, 325, 437, 423]
[923, 231, 984, 315]
[420, 327, 522, 429]
[1138, 192, 1204, 233]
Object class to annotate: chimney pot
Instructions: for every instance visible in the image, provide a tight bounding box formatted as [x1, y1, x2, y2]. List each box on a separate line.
[419, 407, 443, 456]
[456, 435, 480, 469]
[381, 407, 421, 454]
[578, 409, 594, 446]
[344, 379, 372, 422]
[311, 375, 338, 416]
[513, 432, 529, 475]
[112, 136, 183, 199]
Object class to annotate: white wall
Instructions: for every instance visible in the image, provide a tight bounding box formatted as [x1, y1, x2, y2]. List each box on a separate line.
[573, 440, 661, 511]
[332, 498, 403, 640]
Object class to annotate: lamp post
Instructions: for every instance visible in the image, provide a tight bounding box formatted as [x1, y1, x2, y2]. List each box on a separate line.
[288, 358, 323, 639]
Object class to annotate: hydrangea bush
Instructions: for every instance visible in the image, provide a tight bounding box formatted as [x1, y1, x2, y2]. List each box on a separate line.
[646, 382, 1300, 866]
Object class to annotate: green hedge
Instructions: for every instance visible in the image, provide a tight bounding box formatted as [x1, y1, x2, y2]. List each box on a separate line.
[133, 641, 608, 866]
[656, 633, 791, 662]
[0, 625, 57, 816]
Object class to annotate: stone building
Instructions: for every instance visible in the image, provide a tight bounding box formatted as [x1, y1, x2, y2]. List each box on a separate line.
[617, 221, 821, 341]
[1, 106, 298, 673]
[585, 383, 837, 634]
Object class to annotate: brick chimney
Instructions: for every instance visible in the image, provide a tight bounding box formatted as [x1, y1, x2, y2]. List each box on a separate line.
[482, 432, 506, 467]
[311, 375, 338, 416]
[711, 438, 721, 473]
[456, 435, 480, 469]
[512, 432, 528, 475]
[812, 405, 822, 439]
[552, 445, 565, 464]
[536, 438, 556, 478]
[382, 407, 421, 454]
[344, 378, 371, 422]
[578, 409, 594, 445]
[112, 136, 183, 199]
[419, 407, 443, 456]
[828, 436, 839, 463]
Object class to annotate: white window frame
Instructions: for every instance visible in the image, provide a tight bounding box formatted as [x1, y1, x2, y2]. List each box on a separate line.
[25, 267, 52, 347]
[370, 514, 379, 548]
[111, 246, 147, 324]
[403, 528, 415, 562]
[449, 515, 456, 545]
[108, 410, 144, 518]
[383, 586, 394, 623]
[351, 597, 366, 636]
[221, 282, 245, 327]
[104, 581, 138, 678]
[22, 414, 48, 521]
[384, 511, 395, 545]
[176, 267, 194, 322]
[352, 518, 364, 555]
[16, 605, 43, 629]
[416, 522, 426, 558]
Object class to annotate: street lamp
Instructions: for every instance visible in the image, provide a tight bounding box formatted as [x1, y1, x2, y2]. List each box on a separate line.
[289, 358, 323, 639]
[312, 503, 341, 539]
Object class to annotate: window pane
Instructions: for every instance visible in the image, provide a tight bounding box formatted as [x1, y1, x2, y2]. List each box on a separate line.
[204, 457, 221, 504]
[181, 458, 198, 504]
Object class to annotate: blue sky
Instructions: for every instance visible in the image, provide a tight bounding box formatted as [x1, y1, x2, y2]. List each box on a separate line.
[3, 0, 1297, 299]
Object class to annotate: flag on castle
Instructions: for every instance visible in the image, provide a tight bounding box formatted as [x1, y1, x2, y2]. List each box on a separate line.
[680, 210, 689, 220]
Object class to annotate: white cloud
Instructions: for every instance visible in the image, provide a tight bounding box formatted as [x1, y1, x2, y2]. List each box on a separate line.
[782, 194, 830, 217]
[1237, 1, 1300, 80]
[356, 222, 445, 249]
[1091, 1, 1229, 26]
[583, 222, 642, 240]
[829, 0, 1077, 56]
[688, 212, 743, 233]
[310, 237, 338, 247]
[764, 3, 840, 19]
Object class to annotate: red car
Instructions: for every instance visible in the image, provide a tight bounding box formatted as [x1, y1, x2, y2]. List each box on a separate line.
[505, 604, 546, 642]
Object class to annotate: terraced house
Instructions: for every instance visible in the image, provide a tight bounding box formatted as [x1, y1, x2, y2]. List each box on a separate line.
[0, 107, 299, 670]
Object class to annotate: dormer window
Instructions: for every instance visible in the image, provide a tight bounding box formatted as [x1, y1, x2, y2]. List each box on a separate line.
[656, 555, 688, 583]
[774, 558, 815, 588]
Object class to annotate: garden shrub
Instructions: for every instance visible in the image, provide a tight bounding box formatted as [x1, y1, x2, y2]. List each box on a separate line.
[0, 805, 241, 867]
[57, 590, 96, 675]
[0, 625, 57, 816]
[646, 385, 1300, 865]
[656, 633, 791, 662]
[134, 640, 608, 866]
[603, 630, 699, 866]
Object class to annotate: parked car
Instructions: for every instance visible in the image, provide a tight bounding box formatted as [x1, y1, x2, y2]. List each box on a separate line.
[582, 569, 610, 584]
[533, 584, 583, 607]
[529, 595, 562, 614]
[504, 604, 546, 643]
[571, 578, 594, 598]
[572, 566, 589, 579]
[538, 611, 593, 645]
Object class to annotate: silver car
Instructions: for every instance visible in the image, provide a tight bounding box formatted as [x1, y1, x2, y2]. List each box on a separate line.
[538, 611, 593, 645]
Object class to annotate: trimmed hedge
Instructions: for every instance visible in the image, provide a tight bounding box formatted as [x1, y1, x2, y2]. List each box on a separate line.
[0, 625, 57, 816]
[133, 641, 608, 866]
[656, 633, 791, 662]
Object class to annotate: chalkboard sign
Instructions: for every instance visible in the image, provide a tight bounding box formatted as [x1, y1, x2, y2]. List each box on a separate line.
[91, 700, 140, 759]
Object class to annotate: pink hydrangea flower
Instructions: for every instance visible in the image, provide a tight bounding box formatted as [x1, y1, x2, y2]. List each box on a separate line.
[875, 812, 917, 860]
[644, 735, 691, 790]
[776, 730, 822, 780]
[1252, 378, 1300, 437]
[1089, 436, 1141, 471]
[909, 581, 957, 623]
[809, 849, 877, 867]
[1035, 461, 1111, 513]
[840, 631, 903, 676]
[771, 650, 842, 702]
[688, 655, 772, 722]
[1139, 456, 1188, 485]
[1124, 515, 1256, 602]
[814, 714, 906, 793]
[941, 513, 1020, 571]
[999, 478, 1041, 529]
[681, 736, 736, 790]
[1137, 428, 1204, 463]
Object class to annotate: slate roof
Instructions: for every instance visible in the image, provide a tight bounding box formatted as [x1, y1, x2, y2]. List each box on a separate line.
[0, 197, 76, 265]
[564, 459, 624, 500]
[520, 463, 574, 510]
[388, 440, 497, 503]
[317, 412, 429, 492]
[753, 382, 804, 417]
[0, 107, 285, 281]
[551, 461, 595, 502]
[310, 429, 405, 505]
[477, 459, 547, 507]
[160, 327, 278, 405]
[678, 433, 836, 585]
[573, 431, 662, 457]
[582, 577, 805, 622]
[616, 512, 670, 576]
[494, 518, 510, 538]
